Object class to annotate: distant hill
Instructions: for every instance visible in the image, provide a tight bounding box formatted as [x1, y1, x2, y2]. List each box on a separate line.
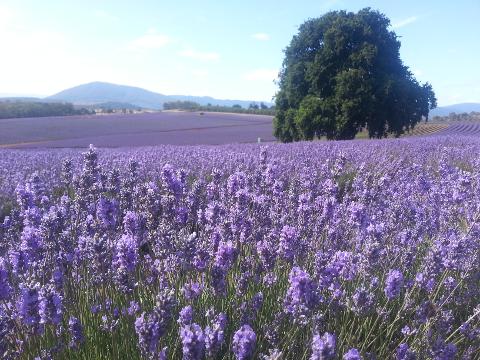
[14, 82, 480, 116]
[430, 103, 480, 117]
[47, 82, 271, 110]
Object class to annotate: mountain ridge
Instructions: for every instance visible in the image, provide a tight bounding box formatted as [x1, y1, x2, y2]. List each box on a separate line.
[3, 82, 479, 115]
[46, 81, 272, 110]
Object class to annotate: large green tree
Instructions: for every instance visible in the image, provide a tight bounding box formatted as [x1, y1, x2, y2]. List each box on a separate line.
[274, 8, 437, 141]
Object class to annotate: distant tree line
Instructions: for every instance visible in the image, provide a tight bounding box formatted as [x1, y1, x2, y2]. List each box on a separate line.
[163, 101, 275, 115]
[0, 101, 93, 119]
[163, 101, 201, 111]
[431, 111, 480, 123]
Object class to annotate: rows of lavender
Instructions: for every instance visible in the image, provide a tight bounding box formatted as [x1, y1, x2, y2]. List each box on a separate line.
[0, 138, 479, 359]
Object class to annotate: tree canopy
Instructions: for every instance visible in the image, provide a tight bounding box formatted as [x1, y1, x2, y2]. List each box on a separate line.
[0, 101, 92, 119]
[162, 100, 275, 115]
[273, 8, 437, 141]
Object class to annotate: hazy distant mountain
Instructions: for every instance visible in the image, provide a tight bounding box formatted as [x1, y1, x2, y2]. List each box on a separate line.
[430, 103, 480, 117]
[47, 82, 271, 110]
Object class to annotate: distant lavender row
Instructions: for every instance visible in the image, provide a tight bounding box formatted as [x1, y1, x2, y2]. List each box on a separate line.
[0, 136, 479, 358]
[433, 122, 480, 136]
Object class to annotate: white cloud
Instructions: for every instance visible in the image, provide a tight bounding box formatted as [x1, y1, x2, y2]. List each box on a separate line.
[392, 16, 418, 29]
[244, 69, 278, 82]
[252, 33, 270, 41]
[179, 49, 220, 62]
[128, 31, 172, 50]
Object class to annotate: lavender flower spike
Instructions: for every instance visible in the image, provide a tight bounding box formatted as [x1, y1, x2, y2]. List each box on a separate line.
[232, 324, 256, 360]
[384, 269, 404, 300]
[311, 332, 336, 360]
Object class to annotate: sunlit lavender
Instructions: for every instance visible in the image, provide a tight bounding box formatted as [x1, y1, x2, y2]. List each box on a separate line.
[0, 138, 479, 359]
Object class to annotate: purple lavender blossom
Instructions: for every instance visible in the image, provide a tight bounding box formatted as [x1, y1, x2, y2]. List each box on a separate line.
[112, 234, 138, 292]
[396, 343, 416, 360]
[155, 288, 177, 325]
[68, 316, 85, 349]
[39, 284, 63, 326]
[123, 211, 140, 236]
[252, 292, 264, 313]
[181, 281, 204, 301]
[178, 306, 194, 327]
[431, 338, 457, 360]
[135, 312, 163, 356]
[327, 251, 358, 282]
[159, 347, 168, 360]
[17, 282, 41, 330]
[350, 287, 374, 315]
[311, 332, 336, 360]
[384, 269, 404, 300]
[135, 288, 176, 356]
[205, 312, 227, 357]
[20, 226, 43, 259]
[343, 348, 362, 360]
[162, 163, 183, 197]
[180, 323, 205, 360]
[256, 234, 277, 271]
[0, 259, 12, 300]
[211, 266, 227, 296]
[127, 301, 141, 316]
[232, 324, 256, 360]
[15, 184, 34, 210]
[0, 308, 12, 356]
[277, 225, 299, 263]
[214, 240, 237, 270]
[263, 348, 283, 359]
[96, 197, 118, 229]
[284, 267, 318, 324]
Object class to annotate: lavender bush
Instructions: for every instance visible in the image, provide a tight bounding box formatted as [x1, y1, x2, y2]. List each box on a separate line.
[0, 138, 479, 359]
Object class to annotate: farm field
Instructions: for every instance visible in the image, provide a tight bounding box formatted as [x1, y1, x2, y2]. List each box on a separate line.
[0, 136, 479, 359]
[0, 111, 275, 148]
[1, 109, 479, 150]
[434, 122, 480, 136]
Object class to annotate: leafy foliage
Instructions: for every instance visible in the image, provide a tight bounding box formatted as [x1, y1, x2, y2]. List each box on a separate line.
[274, 8, 437, 141]
[163, 101, 275, 115]
[0, 101, 92, 119]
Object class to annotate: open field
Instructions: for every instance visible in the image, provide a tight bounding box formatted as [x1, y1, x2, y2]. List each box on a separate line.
[405, 122, 450, 136]
[3, 110, 480, 149]
[355, 122, 450, 139]
[434, 122, 480, 136]
[0, 137, 479, 358]
[0, 111, 275, 148]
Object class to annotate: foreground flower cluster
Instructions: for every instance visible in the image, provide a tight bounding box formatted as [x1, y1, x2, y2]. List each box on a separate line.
[0, 139, 479, 359]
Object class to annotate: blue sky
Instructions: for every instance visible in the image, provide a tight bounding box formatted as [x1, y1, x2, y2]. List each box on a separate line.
[0, 0, 479, 105]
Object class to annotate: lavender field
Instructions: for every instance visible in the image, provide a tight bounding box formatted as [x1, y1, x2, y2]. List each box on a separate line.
[0, 136, 479, 359]
[0, 112, 275, 148]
